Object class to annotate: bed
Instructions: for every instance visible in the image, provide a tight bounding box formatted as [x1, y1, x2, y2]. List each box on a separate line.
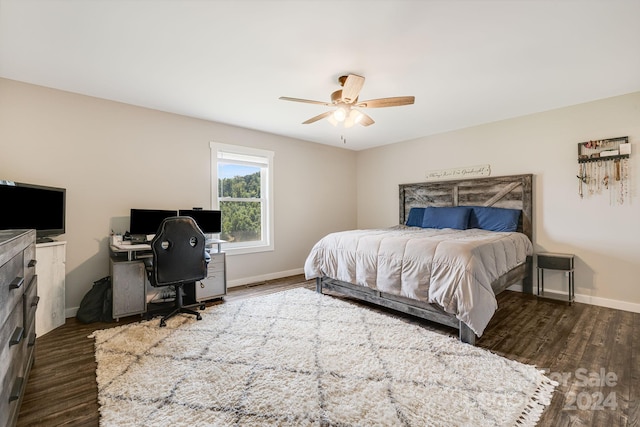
[304, 174, 534, 345]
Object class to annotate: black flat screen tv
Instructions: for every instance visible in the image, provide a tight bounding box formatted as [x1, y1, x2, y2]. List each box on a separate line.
[178, 209, 222, 234]
[129, 209, 178, 235]
[0, 180, 66, 242]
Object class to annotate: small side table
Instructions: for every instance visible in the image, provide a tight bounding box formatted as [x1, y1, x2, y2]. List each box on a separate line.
[537, 252, 575, 304]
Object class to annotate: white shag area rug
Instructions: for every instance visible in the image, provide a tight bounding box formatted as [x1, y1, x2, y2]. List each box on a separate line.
[90, 288, 556, 426]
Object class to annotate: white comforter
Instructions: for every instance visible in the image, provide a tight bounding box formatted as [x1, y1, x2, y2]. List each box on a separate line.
[304, 226, 533, 336]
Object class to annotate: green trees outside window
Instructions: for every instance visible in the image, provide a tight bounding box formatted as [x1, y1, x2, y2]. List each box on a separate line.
[218, 168, 262, 243]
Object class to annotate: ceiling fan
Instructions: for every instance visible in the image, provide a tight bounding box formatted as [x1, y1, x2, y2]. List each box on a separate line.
[279, 74, 415, 128]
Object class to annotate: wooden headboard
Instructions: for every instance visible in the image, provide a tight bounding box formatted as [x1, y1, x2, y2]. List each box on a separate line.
[399, 174, 533, 241]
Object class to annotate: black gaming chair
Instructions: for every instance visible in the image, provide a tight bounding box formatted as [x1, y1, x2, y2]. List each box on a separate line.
[146, 216, 208, 327]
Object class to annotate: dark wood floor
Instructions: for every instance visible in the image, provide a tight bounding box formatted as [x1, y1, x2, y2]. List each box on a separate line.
[17, 275, 639, 426]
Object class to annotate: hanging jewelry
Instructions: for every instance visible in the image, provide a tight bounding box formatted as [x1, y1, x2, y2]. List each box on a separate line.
[577, 163, 586, 198]
[588, 162, 596, 195]
[577, 136, 631, 204]
[619, 158, 629, 205]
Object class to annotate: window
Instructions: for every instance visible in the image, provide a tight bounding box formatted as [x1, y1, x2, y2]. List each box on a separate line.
[210, 142, 274, 254]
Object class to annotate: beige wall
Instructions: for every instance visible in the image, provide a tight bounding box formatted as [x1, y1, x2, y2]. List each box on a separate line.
[357, 92, 640, 311]
[0, 78, 357, 312]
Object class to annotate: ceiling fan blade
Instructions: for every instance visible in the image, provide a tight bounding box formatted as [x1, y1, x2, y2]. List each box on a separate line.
[359, 112, 375, 127]
[302, 111, 334, 124]
[355, 96, 415, 108]
[279, 96, 332, 106]
[341, 74, 365, 103]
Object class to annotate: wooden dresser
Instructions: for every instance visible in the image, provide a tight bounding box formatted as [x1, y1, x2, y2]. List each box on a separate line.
[0, 230, 38, 427]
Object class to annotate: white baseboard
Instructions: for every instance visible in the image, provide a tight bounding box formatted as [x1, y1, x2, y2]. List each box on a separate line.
[573, 292, 640, 314]
[508, 285, 640, 314]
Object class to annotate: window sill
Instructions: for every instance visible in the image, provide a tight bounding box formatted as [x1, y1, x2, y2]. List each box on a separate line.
[223, 244, 274, 256]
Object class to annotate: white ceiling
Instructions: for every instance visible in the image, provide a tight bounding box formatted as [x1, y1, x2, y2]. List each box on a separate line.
[1, 1, 639, 151]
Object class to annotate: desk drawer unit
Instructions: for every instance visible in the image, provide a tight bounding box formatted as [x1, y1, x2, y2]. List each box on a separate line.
[194, 252, 226, 301]
[111, 258, 147, 320]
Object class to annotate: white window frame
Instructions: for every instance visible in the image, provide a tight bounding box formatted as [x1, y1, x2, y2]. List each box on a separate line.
[210, 142, 274, 255]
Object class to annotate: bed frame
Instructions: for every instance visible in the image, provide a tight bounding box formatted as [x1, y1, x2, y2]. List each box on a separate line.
[316, 174, 534, 345]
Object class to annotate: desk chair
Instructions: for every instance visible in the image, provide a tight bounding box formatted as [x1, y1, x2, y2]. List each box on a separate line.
[146, 216, 208, 327]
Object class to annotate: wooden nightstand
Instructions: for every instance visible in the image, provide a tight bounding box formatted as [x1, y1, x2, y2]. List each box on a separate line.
[537, 252, 575, 304]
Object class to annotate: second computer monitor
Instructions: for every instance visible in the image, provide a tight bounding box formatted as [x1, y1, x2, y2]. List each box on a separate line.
[179, 209, 222, 234]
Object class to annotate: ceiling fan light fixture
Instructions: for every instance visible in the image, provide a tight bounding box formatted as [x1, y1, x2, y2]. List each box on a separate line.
[344, 109, 362, 128]
[333, 105, 348, 122]
[343, 117, 355, 128]
[327, 114, 338, 126]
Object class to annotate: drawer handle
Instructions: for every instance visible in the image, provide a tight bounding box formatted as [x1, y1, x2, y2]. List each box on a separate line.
[32, 296, 41, 307]
[28, 259, 37, 267]
[10, 327, 24, 346]
[10, 276, 24, 290]
[9, 377, 24, 402]
[28, 333, 37, 347]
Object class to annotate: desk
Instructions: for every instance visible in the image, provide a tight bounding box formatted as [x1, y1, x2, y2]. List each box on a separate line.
[109, 239, 226, 320]
[110, 243, 151, 261]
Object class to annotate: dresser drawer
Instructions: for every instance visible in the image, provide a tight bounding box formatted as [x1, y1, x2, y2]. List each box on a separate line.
[0, 301, 25, 368]
[0, 252, 26, 327]
[0, 303, 26, 422]
[0, 350, 26, 427]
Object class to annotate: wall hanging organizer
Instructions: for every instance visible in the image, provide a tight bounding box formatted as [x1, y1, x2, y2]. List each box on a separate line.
[577, 136, 630, 205]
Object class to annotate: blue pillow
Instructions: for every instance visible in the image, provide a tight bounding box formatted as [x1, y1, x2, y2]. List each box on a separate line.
[406, 207, 426, 227]
[421, 207, 471, 230]
[468, 206, 521, 232]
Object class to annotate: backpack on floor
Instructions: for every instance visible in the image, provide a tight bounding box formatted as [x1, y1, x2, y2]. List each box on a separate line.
[77, 276, 112, 323]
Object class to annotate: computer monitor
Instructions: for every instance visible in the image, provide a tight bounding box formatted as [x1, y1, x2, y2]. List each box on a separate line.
[129, 209, 178, 236]
[178, 209, 222, 234]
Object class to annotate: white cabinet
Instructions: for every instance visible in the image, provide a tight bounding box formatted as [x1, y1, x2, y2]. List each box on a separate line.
[194, 251, 226, 301]
[35, 241, 66, 336]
